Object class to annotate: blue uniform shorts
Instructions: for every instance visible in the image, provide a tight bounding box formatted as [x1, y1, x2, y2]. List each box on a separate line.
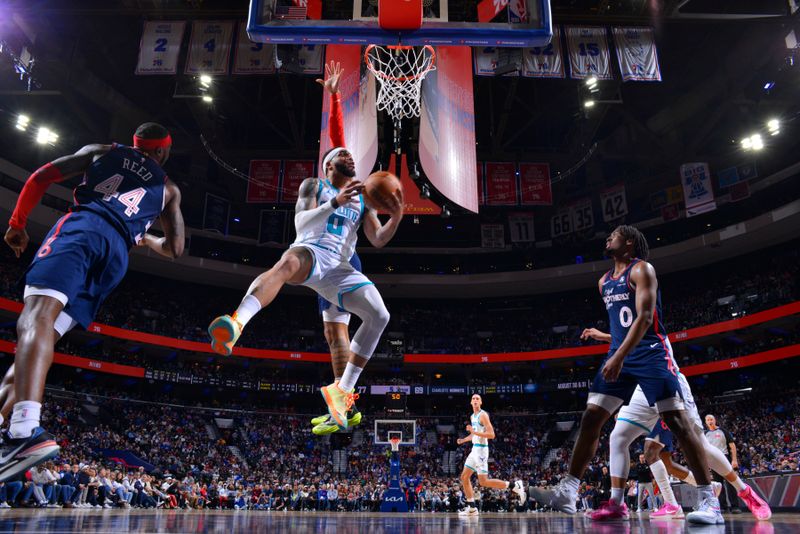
[24, 210, 129, 329]
[646, 418, 674, 452]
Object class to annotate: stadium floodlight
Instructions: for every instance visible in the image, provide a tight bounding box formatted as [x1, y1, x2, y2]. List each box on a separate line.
[741, 137, 752, 150]
[750, 134, 763, 150]
[202, 95, 213, 103]
[767, 119, 780, 135]
[36, 126, 56, 144]
[16, 114, 30, 131]
[585, 76, 598, 87]
[584, 99, 595, 108]
[200, 74, 212, 87]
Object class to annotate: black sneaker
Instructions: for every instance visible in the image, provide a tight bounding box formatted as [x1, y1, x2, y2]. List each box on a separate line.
[0, 427, 60, 482]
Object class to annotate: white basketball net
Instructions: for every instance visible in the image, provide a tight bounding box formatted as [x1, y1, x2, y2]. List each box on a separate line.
[365, 45, 436, 123]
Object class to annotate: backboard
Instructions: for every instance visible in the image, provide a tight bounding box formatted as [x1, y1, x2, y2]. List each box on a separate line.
[248, 0, 553, 47]
[374, 419, 417, 446]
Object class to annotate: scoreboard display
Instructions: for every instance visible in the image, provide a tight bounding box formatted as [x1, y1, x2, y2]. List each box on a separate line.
[385, 392, 407, 414]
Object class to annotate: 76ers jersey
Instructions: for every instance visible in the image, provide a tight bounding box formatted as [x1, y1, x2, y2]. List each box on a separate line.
[72, 144, 167, 247]
[294, 178, 364, 261]
[602, 259, 674, 362]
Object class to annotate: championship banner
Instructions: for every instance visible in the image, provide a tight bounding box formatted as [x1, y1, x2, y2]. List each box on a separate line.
[258, 209, 288, 245]
[135, 21, 185, 75]
[523, 27, 565, 78]
[565, 26, 612, 80]
[485, 162, 518, 205]
[519, 163, 552, 205]
[246, 160, 280, 203]
[508, 212, 535, 243]
[319, 45, 378, 185]
[185, 21, 235, 75]
[600, 184, 628, 222]
[478, 0, 509, 22]
[203, 193, 230, 234]
[611, 27, 662, 82]
[281, 160, 314, 203]
[419, 46, 479, 213]
[233, 23, 276, 74]
[680, 162, 717, 217]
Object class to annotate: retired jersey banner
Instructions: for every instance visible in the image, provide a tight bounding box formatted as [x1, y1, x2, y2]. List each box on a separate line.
[473, 47, 519, 77]
[185, 21, 235, 75]
[233, 23, 276, 74]
[135, 21, 185, 75]
[246, 160, 280, 203]
[523, 27, 564, 78]
[519, 163, 552, 205]
[600, 184, 628, 222]
[281, 160, 314, 203]
[485, 162, 518, 206]
[612, 27, 662, 82]
[569, 198, 594, 232]
[290, 45, 324, 75]
[566, 26, 612, 80]
[508, 212, 535, 243]
[680, 162, 717, 217]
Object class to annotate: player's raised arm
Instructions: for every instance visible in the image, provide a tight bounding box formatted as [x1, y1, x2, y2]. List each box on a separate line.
[602, 261, 658, 381]
[317, 61, 345, 147]
[5, 143, 111, 257]
[140, 179, 185, 259]
[361, 189, 404, 249]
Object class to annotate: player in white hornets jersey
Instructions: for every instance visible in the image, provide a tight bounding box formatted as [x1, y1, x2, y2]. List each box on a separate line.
[208, 64, 404, 431]
[456, 394, 526, 516]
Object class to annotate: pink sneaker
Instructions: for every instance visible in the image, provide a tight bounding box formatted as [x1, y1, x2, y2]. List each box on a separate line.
[738, 485, 772, 521]
[650, 501, 685, 520]
[589, 500, 630, 521]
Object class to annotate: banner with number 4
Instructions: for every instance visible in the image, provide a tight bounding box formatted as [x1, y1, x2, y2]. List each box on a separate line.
[185, 21, 235, 75]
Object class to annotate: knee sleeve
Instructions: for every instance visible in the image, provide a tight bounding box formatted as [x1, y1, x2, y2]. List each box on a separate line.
[344, 284, 390, 359]
[610, 421, 646, 480]
[701, 432, 734, 476]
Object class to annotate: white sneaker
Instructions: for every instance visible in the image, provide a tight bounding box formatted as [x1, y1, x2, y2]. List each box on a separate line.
[103, 503, 112, 509]
[0, 502, 10, 509]
[458, 506, 479, 517]
[513, 480, 527, 506]
[687, 497, 724, 525]
[712, 481, 723, 498]
[530, 481, 577, 514]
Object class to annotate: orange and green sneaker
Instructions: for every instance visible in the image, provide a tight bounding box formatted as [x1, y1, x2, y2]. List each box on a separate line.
[207, 314, 243, 356]
[319, 384, 359, 430]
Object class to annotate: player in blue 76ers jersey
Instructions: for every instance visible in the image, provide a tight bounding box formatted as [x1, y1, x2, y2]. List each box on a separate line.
[1, 123, 184, 481]
[532, 225, 722, 524]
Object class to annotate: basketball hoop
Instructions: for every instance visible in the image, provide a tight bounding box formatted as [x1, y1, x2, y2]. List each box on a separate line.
[365, 44, 436, 124]
[389, 437, 401, 452]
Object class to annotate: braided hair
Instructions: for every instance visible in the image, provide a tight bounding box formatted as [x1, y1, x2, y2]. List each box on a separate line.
[616, 225, 649, 260]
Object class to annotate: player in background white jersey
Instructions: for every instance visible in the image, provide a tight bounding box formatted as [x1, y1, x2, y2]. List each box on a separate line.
[456, 394, 526, 516]
[208, 63, 403, 430]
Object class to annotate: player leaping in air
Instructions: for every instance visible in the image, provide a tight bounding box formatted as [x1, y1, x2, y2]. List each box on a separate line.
[1, 123, 184, 481]
[208, 61, 404, 431]
[531, 225, 723, 525]
[456, 394, 526, 516]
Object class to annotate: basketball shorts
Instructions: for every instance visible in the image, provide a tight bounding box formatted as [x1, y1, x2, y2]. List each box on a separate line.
[646, 419, 675, 452]
[616, 372, 702, 436]
[317, 252, 362, 325]
[588, 339, 684, 415]
[290, 243, 374, 316]
[464, 446, 489, 475]
[23, 211, 129, 330]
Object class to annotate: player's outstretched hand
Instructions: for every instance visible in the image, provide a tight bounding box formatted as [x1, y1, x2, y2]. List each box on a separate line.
[334, 180, 364, 207]
[601, 354, 623, 382]
[315, 61, 342, 95]
[581, 328, 604, 341]
[4, 227, 29, 258]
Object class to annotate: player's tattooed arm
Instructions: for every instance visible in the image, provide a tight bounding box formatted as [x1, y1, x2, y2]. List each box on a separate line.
[141, 179, 185, 258]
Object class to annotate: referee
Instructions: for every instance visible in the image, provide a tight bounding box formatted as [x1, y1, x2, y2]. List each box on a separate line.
[705, 414, 741, 513]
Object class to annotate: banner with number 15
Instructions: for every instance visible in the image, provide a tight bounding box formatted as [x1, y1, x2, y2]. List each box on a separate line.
[185, 21, 235, 75]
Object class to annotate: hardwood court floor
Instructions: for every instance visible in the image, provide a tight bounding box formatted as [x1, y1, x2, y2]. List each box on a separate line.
[0, 509, 796, 533]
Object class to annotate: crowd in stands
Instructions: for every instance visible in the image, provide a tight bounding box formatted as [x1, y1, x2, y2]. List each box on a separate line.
[0, 382, 795, 512]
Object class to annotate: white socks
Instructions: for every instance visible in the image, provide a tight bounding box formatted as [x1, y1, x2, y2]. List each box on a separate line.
[9, 401, 41, 439]
[650, 460, 678, 506]
[338, 363, 363, 392]
[611, 487, 624, 504]
[697, 484, 715, 501]
[233, 295, 262, 328]
[730, 476, 746, 491]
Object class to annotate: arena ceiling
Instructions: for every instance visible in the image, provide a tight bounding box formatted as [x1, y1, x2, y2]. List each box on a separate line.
[0, 0, 798, 244]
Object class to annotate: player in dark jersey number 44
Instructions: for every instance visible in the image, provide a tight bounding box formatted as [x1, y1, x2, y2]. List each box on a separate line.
[1, 123, 185, 482]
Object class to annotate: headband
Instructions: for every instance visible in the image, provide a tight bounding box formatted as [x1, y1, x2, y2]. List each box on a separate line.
[133, 133, 172, 151]
[321, 147, 353, 176]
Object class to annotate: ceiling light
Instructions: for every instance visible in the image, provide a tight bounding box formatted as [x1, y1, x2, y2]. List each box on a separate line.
[202, 95, 213, 103]
[585, 76, 598, 87]
[741, 137, 752, 149]
[200, 74, 212, 87]
[36, 126, 51, 144]
[584, 100, 595, 108]
[751, 134, 764, 150]
[16, 114, 30, 131]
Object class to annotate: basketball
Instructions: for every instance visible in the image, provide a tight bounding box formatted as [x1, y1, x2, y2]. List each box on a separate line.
[363, 171, 403, 212]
